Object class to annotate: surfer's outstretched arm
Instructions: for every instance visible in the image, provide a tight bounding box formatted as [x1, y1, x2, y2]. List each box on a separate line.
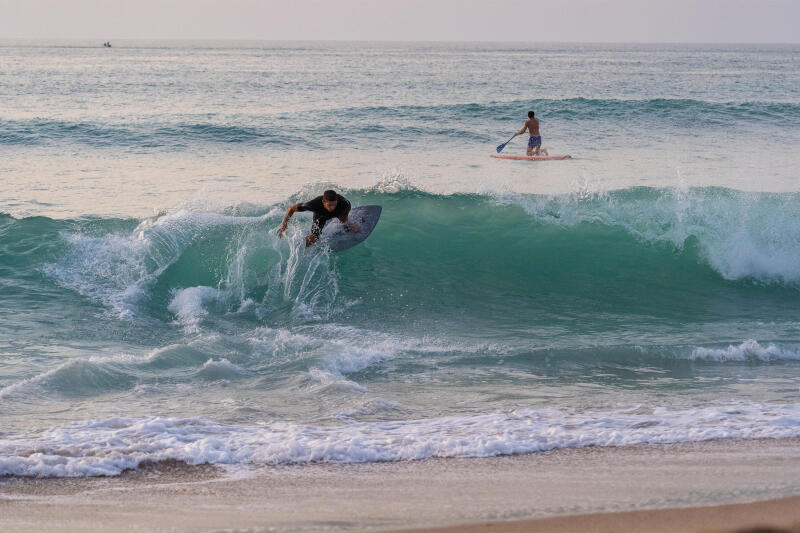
[515, 122, 528, 136]
[277, 204, 300, 237]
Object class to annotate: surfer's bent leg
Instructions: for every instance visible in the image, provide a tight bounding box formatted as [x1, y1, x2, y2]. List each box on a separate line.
[305, 218, 324, 247]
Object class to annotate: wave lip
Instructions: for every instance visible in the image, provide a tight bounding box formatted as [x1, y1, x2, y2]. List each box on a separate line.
[2, 402, 799, 477]
[0, 356, 139, 400]
[0, 340, 241, 401]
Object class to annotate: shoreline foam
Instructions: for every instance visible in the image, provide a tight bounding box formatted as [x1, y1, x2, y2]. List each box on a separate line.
[3, 402, 800, 477]
[2, 437, 798, 532]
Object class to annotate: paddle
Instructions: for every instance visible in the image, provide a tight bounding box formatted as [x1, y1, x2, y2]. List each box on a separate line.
[496, 134, 517, 153]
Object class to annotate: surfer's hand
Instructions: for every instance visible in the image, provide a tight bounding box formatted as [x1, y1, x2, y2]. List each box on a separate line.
[348, 222, 361, 234]
[277, 224, 287, 237]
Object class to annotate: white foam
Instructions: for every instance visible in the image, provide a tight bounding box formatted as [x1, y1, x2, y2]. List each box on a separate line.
[247, 326, 317, 358]
[42, 231, 153, 319]
[365, 173, 419, 194]
[306, 339, 404, 392]
[167, 286, 226, 333]
[690, 340, 800, 361]
[196, 358, 249, 379]
[324, 343, 397, 375]
[2, 402, 799, 477]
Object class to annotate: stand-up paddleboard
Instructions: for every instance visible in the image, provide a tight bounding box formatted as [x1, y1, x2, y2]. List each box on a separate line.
[321, 205, 382, 252]
[491, 154, 572, 161]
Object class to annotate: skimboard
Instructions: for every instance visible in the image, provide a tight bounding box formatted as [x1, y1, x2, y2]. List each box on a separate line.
[491, 154, 572, 161]
[320, 205, 382, 252]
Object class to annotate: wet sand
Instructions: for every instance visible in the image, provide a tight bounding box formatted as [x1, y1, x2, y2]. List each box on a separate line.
[1, 438, 799, 532]
[402, 497, 800, 533]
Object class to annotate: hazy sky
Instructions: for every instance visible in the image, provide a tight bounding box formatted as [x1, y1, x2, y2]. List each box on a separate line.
[1, 0, 798, 43]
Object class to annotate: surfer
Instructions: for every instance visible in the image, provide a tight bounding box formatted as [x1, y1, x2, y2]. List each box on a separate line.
[514, 111, 549, 157]
[277, 189, 361, 247]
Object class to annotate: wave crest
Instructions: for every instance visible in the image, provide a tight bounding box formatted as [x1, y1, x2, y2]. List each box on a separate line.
[690, 340, 800, 362]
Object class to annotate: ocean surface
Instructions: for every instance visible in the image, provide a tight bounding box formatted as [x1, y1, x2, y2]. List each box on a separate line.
[1, 41, 800, 478]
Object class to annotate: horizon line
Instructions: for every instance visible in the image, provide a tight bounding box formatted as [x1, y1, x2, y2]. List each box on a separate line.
[1, 37, 799, 46]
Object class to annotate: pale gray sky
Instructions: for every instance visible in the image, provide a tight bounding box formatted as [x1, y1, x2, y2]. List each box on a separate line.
[1, 0, 798, 43]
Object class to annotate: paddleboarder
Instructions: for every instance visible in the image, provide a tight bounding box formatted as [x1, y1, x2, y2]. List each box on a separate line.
[514, 111, 549, 157]
[277, 189, 361, 247]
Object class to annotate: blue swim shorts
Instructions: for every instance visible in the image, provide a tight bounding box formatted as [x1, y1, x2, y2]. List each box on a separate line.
[528, 136, 542, 148]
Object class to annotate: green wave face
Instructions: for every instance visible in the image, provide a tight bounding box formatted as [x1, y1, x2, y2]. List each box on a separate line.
[4, 186, 800, 347]
[332, 188, 800, 338]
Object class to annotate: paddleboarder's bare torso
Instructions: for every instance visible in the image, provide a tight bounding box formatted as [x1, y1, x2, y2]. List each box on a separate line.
[515, 111, 548, 156]
[521, 117, 540, 137]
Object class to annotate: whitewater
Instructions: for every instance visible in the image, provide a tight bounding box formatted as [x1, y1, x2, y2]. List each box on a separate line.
[1, 41, 799, 478]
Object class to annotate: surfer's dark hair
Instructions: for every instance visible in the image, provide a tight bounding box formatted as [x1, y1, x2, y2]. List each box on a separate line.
[528, 111, 535, 118]
[323, 190, 338, 202]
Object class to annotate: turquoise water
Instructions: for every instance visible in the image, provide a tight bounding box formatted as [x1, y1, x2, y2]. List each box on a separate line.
[1, 41, 799, 477]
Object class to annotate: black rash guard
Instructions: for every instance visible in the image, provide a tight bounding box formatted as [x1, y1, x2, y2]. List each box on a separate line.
[296, 194, 351, 236]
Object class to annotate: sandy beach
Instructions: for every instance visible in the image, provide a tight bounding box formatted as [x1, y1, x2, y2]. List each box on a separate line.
[2, 437, 799, 532]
